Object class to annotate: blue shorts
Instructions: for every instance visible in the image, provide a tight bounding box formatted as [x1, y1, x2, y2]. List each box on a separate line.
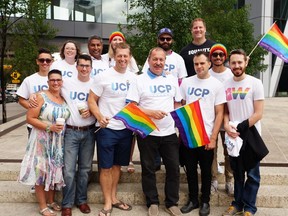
[96, 128, 133, 169]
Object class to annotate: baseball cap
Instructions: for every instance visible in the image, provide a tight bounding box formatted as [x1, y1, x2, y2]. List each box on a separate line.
[158, 28, 173, 38]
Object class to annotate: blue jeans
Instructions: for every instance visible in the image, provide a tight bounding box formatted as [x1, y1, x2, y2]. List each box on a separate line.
[231, 161, 260, 214]
[62, 127, 95, 207]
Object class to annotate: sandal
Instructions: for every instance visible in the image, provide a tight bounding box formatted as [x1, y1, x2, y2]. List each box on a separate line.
[112, 200, 132, 211]
[99, 208, 112, 216]
[39, 207, 56, 216]
[47, 202, 62, 211]
[127, 162, 135, 173]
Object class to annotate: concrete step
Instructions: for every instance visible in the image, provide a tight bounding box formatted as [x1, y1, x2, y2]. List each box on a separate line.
[1, 163, 288, 185]
[0, 203, 287, 216]
[1, 181, 288, 208]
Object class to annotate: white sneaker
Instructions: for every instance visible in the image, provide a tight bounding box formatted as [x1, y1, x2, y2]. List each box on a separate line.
[211, 180, 218, 194]
[225, 182, 234, 196]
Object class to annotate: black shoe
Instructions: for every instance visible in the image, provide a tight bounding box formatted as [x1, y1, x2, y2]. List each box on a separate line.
[199, 203, 210, 216]
[180, 200, 199, 214]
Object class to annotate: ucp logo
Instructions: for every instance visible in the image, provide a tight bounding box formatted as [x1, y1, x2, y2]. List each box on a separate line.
[187, 87, 209, 97]
[164, 64, 175, 72]
[150, 85, 172, 93]
[62, 70, 73, 78]
[226, 87, 250, 101]
[69, 91, 89, 101]
[91, 68, 105, 77]
[111, 82, 130, 91]
[33, 85, 48, 92]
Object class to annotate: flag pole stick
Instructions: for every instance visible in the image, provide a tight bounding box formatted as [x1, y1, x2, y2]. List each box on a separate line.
[248, 21, 277, 57]
[170, 98, 201, 113]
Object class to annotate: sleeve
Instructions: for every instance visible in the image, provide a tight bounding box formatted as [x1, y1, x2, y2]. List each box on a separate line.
[126, 76, 141, 103]
[172, 77, 182, 102]
[215, 82, 227, 106]
[179, 79, 187, 101]
[90, 75, 103, 97]
[16, 78, 29, 99]
[177, 55, 188, 79]
[253, 79, 265, 101]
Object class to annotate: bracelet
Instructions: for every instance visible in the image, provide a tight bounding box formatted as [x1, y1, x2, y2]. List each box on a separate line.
[45, 125, 51, 133]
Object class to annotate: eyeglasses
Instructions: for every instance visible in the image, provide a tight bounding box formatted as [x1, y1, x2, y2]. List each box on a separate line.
[49, 79, 62, 83]
[159, 37, 172, 42]
[211, 52, 225, 58]
[38, 58, 52, 63]
[77, 64, 91, 68]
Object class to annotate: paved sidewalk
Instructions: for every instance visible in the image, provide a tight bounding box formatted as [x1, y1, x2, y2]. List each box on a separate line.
[0, 97, 288, 164]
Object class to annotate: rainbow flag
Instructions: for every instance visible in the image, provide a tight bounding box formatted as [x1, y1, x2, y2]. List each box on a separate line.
[259, 23, 288, 63]
[170, 100, 210, 148]
[113, 103, 158, 138]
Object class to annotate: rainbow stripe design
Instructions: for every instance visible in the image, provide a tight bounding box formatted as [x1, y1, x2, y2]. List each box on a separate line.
[170, 100, 210, 148]
[259, 23, 288, 63]
[113, 103, 158, 138]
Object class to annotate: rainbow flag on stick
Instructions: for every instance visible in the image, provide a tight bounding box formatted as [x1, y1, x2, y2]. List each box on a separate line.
[113, 103, 158, 138]
[258, 22, 288, 62]
[170, 100, 210, 148]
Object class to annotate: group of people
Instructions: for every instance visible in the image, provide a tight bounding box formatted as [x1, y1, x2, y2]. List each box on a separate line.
[16, 17, 265, 216]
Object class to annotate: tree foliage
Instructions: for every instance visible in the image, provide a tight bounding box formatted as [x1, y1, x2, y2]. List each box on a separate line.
[121, 0, 267, 75]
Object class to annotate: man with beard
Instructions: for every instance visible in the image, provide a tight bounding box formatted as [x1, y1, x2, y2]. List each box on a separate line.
[208, 44, 234, 196]
[143, 28, 187, 84]
[87, 35, 109, 78]
[222, 49, 264, 216]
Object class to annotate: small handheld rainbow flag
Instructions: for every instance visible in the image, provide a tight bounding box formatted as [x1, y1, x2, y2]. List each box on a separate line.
[258, 22, 288, 63]
[113, 103, 158, 138]
[170, 100, 210, 148]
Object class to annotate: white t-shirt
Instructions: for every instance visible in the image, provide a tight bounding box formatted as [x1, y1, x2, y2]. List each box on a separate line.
[101, 53, 139, 74]
[90, 67, 137, 130]
[126, 71, 182, 136]
[61, 76, 95, 127]
[224, 75, 264, 134]
[143, 51, 188, 79]
[180, 75, 226, 136]
[90, 56, 109, 78]
[50, 59, 78, 79]
[209, 67, 233, 83]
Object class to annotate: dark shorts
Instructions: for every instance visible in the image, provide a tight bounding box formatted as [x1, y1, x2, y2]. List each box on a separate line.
[96, 128, 133, 169]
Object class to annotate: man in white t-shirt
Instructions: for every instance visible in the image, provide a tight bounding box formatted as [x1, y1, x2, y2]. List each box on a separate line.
[126, 47, 183, 216]
[208, 43, 234, 196]
[222, 49, 264, 216]
[61, 54, 96, 216]
[179, 51, 226, 216]
[88, 43, 136, 216]
[142, 27, 187, 84]
[17, 48, 52, 136]
[87, 35, 109, 78]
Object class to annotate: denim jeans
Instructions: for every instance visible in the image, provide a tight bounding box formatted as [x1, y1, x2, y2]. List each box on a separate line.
[62, 127, 95, 207]
[231, 161, 260, 214]
[137, 133, 180, 208]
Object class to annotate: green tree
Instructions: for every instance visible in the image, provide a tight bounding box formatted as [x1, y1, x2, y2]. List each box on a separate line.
[0, 0, 57, 123]
[122, 0, 200, 67]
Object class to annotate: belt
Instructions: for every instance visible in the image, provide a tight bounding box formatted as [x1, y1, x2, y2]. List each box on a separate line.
[66, 124, 95, 131]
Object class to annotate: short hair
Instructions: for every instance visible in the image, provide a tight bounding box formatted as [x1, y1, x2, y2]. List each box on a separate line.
[38, 48, 52, 57]
[113, 42, 131, 56]
[77, 54, 92, 65]
[88, 35, 103, 44]
[48, 69, 62, 78]
[148, 47, 166, 60]
[59, 40, 81, 60]
[190, 18, 206, 29]
[193, 51, 210, 61]
[229, 49, 247, 61]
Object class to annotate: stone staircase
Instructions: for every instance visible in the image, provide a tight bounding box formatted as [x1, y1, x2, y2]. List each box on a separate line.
[0, 163, 288, 210]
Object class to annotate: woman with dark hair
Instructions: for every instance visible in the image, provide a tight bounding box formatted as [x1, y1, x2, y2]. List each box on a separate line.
[19, 70, 70, 216]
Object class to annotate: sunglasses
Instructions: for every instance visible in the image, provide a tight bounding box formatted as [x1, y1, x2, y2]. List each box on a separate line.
[38, 58, 52, 63]
[211, 52, 225, 58]
[159, 37, 172, 42]
[49, 79, 62, 83]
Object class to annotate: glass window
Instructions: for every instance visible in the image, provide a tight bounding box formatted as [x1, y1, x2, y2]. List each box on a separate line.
[102, 0, 127, 24]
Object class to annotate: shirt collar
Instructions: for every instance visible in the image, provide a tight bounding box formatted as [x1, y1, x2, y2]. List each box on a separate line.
[147, 69, 166, 79]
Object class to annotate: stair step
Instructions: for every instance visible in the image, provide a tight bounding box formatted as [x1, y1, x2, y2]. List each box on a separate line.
[1, 163, 288, 185]
[0, 181, 287, 208]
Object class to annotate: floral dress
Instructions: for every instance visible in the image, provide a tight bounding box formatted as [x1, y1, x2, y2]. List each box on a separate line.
[19, 92, 70, 191]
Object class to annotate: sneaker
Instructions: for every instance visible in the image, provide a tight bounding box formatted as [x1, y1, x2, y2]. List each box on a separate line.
[165, 206, 182, 216]
[30, 186, 35, 193]
[211, 180, 218, 194]
[225, 182, 234, 196]
[243, 211, 254, 216]
[148, 204, 159, 216]
[222, 205, 243, 216]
